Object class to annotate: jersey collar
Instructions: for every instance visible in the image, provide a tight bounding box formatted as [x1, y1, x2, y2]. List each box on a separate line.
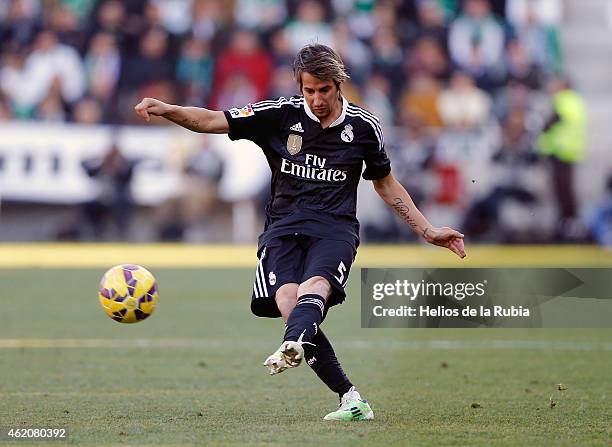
[303, 95, 348, 128]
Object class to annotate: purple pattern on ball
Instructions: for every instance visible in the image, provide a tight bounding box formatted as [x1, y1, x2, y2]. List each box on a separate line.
[114, 296, 125, 302]
[148, 283, 157, 295]
[100, 288, 111, 299]
[134, 309, 149, 320]
[123, 269, 133, 282]
[127, 279, 137, 297]
[123, 264, 139, 271]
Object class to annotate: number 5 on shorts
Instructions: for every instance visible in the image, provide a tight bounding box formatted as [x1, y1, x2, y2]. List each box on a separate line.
[333, 261, 347, 285]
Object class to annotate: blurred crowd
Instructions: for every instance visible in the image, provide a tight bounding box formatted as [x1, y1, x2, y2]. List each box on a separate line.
[0, 0, 599, 243]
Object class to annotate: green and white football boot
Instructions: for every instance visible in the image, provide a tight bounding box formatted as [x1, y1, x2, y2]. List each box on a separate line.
[323, 387, 374, 421]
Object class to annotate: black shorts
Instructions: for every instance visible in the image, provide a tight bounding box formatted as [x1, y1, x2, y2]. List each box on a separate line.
[251, 234, 356, 318]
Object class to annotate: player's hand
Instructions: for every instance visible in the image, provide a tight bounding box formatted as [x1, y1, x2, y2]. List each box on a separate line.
[134, 97, 172, 122]
[424, 227, 466, 259]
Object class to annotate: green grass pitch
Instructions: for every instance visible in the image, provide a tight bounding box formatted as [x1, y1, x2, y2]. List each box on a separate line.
[0, 267, 610, 446]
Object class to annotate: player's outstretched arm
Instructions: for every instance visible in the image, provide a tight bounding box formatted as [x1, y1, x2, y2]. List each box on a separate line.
[373, 173, 466, 259]
[134, 97, 229, 134]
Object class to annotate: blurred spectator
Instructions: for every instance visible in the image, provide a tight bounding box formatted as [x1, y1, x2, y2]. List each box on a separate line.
[234, 0, 287, 31]
[0, 30, 85, 115]
[269, 67, 298, 99]
[87, 0, 126, 39]
[72, 97, 103, 124]
[81, 141, 137, 239]
[392, 117, 437, 201]
[372, 0, 399, 30]
[463, 107, 541, 241]
[0, 48, 30, 117]
[589, 175, 612, 247]
[191, 0, 225, 41]
[47, 2, 85, 51]
[506, 0, 563, 27]
[504, 40, 544, 89]
[150, 0, 193, 35]
[210, 29, 272, 108]
[362, 73, 394, 134]
[399, 72, 443, 130]
[0, 0, 41, 49]
[536, 77, 587, 240]
[176, 36, 214, 106]
[405, 36, 450, 81]
[493, 79, 548, 135]
[60, 0, 97, 21]
[269, 28, 294, 67]
[344, 0, 377, 40]
[507, 1, 562, 73]
[157, 144, 224, 241]
[119, 27, 174, 91]
[84, 32, 121, 116]
[215, 73, 258, 112]
[285, 1, 333, 53]
[332, 19, 371, 86]
[448, 0, 506, 89]
[370, 27, 405, 100]
[36, 78, 67, 122]
[411, 0, 448, 47]
[438, 71, 491, 130]
[0, 96, 13, 120]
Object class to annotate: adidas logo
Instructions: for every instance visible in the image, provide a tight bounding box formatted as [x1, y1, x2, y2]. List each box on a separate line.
[290, 122, 304, 133]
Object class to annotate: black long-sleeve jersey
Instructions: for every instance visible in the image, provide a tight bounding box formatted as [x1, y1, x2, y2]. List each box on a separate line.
[223, 95, 391, 250]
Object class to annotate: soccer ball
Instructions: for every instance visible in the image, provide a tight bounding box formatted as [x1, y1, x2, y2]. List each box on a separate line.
[98, 264, 159, 323]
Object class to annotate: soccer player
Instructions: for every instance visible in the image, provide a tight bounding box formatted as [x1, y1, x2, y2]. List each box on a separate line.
[135, 44, 466, 421]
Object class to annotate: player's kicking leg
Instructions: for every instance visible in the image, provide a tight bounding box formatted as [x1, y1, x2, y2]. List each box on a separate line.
[264, 277, 328, 373]
[262, 283, 299, 375]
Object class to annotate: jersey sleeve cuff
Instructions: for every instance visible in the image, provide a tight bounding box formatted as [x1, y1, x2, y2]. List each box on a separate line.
[362, 164, 391, 180]
[223, 110, 240, 141]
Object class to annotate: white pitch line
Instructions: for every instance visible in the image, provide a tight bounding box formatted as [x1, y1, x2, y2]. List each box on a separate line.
[0, 339, 610, 351]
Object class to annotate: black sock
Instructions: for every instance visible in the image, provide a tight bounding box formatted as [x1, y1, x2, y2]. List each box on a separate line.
[283, 294, 325, 343]
[303, 329, 354, 398]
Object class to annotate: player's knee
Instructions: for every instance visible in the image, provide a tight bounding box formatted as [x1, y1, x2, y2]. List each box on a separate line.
[274, 283, 298, 320]
[298, 276, 331, 300]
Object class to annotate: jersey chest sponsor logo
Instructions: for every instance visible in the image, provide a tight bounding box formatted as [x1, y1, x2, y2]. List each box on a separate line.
[287, 134, 303, 155]
[341, 124, 354, 143]
[280, 154, 347, 182]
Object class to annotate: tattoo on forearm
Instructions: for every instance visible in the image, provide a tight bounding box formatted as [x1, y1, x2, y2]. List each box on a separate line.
[391, 197, 419, 231]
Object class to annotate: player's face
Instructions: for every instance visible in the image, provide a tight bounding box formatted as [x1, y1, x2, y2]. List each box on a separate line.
[301, 72, 341, 120]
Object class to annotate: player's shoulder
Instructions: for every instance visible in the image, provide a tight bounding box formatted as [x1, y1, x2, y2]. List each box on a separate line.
[251, 96, 304, 113]
[346, 102, 381, 121]
[345, 102, 384, 150]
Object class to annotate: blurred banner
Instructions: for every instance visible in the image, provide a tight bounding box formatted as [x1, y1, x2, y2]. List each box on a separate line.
[361, 268, 612, 328]
[0, 122, 269, 205]
[0, 122, 178, 205]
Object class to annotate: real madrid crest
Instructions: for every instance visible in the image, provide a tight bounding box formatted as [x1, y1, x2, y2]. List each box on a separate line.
[287, 134, 303, 155]
[341, 124, 354, 143]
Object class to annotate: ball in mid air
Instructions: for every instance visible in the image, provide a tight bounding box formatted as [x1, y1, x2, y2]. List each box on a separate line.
[98, 264, 159, 323]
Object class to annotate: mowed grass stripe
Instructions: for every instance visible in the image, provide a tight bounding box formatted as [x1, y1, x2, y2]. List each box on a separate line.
[1, 338, 610, 350]
[0, 244, 611, 267]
